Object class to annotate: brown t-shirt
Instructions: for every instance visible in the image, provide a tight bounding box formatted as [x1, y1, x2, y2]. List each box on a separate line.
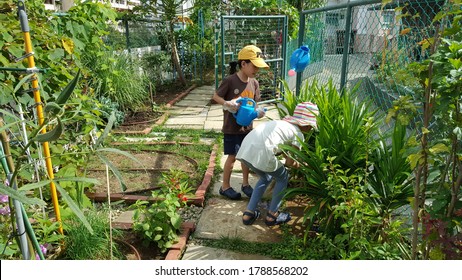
[216, 73, 261, 134]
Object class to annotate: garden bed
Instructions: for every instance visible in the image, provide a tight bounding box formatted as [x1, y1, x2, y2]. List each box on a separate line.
[86, 143, 218, 207]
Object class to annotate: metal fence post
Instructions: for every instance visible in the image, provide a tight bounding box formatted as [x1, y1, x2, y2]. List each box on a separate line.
[296, 12, 306, 96]
[340, 5, 352, 92]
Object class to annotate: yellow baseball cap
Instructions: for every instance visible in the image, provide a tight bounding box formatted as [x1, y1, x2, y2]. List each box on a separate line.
[238, 45, 270, 69]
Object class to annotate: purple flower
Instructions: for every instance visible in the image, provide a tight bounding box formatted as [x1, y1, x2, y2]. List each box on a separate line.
[0, 206, 10, 215]
[4, 179, 9, 187]
[35, 244, 48, 260]
[40, 244, 48, 255]
[0, 194, 8, 203]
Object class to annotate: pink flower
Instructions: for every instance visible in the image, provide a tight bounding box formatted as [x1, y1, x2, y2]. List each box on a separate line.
[0, 194, 8, 203]
[0, 206, 10, 215]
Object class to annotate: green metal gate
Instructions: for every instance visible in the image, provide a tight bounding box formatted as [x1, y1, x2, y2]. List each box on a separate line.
[215, 15, 288, 103]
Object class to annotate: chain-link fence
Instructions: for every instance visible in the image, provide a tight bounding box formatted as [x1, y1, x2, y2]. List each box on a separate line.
[293, 0, 447, 128]
[103, 16, 211, 86]
[215, 15, 288, 103]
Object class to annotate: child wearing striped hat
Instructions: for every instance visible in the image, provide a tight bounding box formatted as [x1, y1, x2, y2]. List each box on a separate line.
[236, 102, 319, 226]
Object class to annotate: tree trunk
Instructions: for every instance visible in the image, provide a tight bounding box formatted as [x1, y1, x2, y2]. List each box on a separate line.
[169, 23, 186, 86]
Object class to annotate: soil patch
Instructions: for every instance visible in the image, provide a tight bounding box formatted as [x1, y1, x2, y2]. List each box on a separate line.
[116, 110, 164, 132]
[86, 150, 197, 194]
[120, 231, 166, 260]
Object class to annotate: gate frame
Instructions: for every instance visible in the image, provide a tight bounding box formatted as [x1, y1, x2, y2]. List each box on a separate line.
[215, 15, 288, 104]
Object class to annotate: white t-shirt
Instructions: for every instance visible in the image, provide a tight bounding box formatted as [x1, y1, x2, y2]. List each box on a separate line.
[236, 120, 304, 172]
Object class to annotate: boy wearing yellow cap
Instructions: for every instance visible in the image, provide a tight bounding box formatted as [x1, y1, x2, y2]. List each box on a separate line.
[212, 45, 269, 200]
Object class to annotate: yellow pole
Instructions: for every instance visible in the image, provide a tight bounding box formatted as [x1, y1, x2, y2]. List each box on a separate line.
[17, 0, 63, 234]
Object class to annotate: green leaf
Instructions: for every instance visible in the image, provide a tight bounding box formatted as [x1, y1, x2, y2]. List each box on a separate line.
[0, 184, 46, 206]
[429, 143, 450, 154]
[95, 112, 115, 147]
[143, 223, 150, 231]
[48, 48, 65, 61]
[13, 73, 35, 95]
[55, 182, 93, 234]
[54, 176, 101, 186]
[44, 102, 62, 115]
[18, 180, 53, 192]
[96, 154, 127, 192]
[170, 215, 181, 229]
[34, 118, 64, 142]
[449, 58, 462, 70]
[154, 234, 162, 241]
[408, 153, 422, 170]
[55, 69, 81, 105]
[96, 147, 144, 169]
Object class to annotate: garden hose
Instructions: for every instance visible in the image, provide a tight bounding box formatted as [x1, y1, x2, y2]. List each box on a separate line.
[0, 134, 30, 259]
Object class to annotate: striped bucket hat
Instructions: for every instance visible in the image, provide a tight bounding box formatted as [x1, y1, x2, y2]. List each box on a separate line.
[283, 102, 319, 128]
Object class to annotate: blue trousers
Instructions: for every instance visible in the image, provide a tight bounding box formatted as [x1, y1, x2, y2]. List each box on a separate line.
[240, 159, 289, 213]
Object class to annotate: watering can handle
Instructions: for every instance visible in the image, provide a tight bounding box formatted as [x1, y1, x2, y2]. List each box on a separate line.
[236, 98, 256, 107]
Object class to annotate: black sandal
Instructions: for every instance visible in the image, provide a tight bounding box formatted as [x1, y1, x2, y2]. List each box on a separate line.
[242, 210, 261, 225]
[265, 211, 291, 226]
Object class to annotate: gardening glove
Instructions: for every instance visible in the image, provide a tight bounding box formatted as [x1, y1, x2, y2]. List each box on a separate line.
[223, 100, 239, 113]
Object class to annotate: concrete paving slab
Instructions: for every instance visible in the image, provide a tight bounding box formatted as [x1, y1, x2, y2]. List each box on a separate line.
[112, 210, 134, 224]
[190, 86, 214, 94]
[182, 245, 273, 260]
[169, 107, 206, 115]
[203, 121, 222, 131]
[176, 100, 208, 107]
[164, 116, 207, 125]
[212, 173, 274, 201]
[183, 95, 211, 102]
[211, 172, 260, 195]
[193, 197, 282, 243]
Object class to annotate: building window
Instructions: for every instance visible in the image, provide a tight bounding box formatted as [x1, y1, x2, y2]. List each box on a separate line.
[326, 13, 339, 26]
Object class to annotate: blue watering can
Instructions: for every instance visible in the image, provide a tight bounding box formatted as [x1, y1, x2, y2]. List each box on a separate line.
[233, 98, 258, 126]
[288, 45, 311, 76]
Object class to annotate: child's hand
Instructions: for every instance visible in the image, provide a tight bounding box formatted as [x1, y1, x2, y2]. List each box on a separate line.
[223, 100, 239, 113]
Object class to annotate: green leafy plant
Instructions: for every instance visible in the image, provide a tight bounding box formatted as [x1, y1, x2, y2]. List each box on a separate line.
[131, 169, 193, 253]
[83, 51, 149, 112]
[59, 210, 124, 260]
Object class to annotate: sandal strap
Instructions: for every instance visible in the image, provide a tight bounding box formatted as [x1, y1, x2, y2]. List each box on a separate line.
[243, 210, 260, 218]
[265, 211, 291, 225]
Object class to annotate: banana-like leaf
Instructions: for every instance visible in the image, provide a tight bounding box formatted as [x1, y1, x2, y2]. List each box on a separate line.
[18, 180, 53, 192]
[53, 176, 101, 185]
[0, 183, 46, 206]
[34, 118, 63, 142]
[13, 73, 35, 95]
[54, 182, 93, 234]
[97, 153, 127, 192]
[95, 112, 115, 148]
[55, 69, 80, 105]
[97, 147, 145, 169]
[0, 119, 21, 134]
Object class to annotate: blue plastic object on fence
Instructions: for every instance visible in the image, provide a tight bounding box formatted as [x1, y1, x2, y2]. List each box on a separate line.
[288, 45, 310, 77]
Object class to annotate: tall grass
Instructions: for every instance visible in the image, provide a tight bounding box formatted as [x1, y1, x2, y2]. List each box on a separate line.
[60, 210, 124, 260]
[84, 51, 149, 111]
